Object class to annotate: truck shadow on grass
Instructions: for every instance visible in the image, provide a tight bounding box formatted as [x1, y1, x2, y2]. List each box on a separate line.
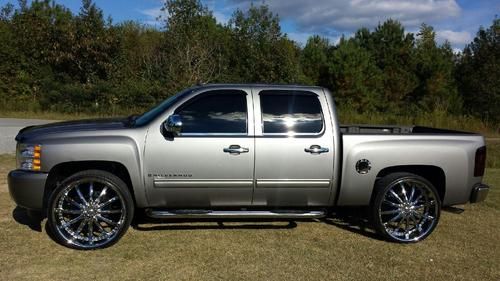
[321, 207, 383, 241]
[12, 206, 44, 232]
[132, 208, 381, 237]
[133, 218, 298, 231]
[12, 206, 463, 241]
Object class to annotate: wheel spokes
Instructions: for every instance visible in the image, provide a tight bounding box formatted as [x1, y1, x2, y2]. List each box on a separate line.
[98, 197, 118, 209]
[389, 189, 404, 203]
[380, 179, 438, 242]
[54, 180, 126, 248]
[75, 186, 88, 205]
[95, 187, 108, 204]
[400, 183, 409, 202]
[89, 182, 94, 202]
[61, 214, 84, 228]
[97, 215, 118, 226]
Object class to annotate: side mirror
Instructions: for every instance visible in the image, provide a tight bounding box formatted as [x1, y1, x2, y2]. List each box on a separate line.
[163, 114, 182, 136]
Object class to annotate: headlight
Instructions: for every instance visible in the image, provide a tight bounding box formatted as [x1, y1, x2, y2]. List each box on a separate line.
[17, 144, 42, 171]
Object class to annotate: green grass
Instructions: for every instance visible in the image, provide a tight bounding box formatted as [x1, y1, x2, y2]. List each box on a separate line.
[0, 110, 106, 121]
[487, 141, 500, 169]
[0, 154, 499, 281]
[338, 109, 499, 138]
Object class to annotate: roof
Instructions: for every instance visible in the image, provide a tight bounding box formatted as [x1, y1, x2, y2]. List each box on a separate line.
[193, 83, 325, 90]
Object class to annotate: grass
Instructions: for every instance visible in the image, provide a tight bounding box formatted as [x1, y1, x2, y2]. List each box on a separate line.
[487, 141, 500, 169]
[0, 154, 499, 281]
[338, 109, 499, 138]
[0, 111, 105, 121]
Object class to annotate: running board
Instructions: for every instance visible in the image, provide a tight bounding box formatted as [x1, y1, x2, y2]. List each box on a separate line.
[145, 209, 326, 219]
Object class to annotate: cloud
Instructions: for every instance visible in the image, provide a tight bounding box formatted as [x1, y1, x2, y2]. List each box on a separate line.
[436, 30, 472, 46]
[228, 0, 461, 34]
[139, 1, 229, 26]
[139, 6, 167, 26]
[213, 10, 230, 25]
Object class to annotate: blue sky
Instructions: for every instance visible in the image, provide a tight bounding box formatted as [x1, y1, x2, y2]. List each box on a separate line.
[1, 0, 498, 51]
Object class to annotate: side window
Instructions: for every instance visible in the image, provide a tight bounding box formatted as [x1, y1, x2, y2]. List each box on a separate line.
[174, 90, 247, 134]
[260, 90, 324, 134]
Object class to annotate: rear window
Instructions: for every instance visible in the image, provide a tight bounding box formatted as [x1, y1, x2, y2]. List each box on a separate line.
[259, 90, 324, 134]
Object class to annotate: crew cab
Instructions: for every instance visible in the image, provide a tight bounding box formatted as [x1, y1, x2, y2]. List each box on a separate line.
[8, 84, 489, 249]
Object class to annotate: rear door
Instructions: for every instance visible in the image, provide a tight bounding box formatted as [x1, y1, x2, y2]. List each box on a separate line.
[252, 88, 335, 207]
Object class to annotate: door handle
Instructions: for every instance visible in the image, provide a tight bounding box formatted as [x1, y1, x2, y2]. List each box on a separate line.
[305, 145, 329, 154]
[223, 145, 249, 155]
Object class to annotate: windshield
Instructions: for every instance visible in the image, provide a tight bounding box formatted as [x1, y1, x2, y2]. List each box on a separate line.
[134, 88, 194, 127]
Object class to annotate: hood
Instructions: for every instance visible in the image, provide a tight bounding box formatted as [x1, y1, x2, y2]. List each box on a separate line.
[16, 117, 130, 142]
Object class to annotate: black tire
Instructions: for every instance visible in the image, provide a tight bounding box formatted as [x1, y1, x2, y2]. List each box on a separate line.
[47, 170, 134, 250]
[371, 172, 441, 243]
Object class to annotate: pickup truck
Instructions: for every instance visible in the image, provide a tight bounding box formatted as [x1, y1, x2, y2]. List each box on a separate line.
[8, 84, 489, 250]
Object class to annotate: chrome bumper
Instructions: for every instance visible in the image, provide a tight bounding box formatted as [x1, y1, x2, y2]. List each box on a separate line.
[470, 183, 489, 203]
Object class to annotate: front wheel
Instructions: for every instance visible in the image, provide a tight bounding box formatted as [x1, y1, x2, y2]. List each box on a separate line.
[47, 170, 134, 250]
[371, 172, 441, 243]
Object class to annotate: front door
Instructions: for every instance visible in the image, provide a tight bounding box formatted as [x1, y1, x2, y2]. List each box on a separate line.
[144, 88, 255, 208]
[252, 88, 335, 207]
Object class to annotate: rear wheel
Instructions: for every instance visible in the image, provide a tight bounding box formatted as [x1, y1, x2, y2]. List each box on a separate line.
[47, 170, 134, 250]
[371, 172, 441, 243]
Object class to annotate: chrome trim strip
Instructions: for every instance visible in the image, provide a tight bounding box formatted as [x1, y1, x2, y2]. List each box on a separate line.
[256, 179, 331, 188]
[154, 179, 253, 188]
[179, 133, 248, 136]
[146, 209, 326, 219]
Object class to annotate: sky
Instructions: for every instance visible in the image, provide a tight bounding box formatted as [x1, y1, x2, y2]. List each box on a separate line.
[1, 0, 498, 51]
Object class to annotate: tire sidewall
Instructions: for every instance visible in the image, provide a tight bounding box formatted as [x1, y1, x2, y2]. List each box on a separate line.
[47, 170, 134, 250]
[372, 173, 441, 243]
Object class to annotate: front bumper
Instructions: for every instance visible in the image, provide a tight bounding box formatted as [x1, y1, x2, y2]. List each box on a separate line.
[470, 183, 489, 203]
[8, 170, 48, 210]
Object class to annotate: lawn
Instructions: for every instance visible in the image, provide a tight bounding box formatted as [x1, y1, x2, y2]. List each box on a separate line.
[0, 154, 499, 281]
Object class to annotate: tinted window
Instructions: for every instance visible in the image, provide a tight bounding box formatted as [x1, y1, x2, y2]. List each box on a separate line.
[175, 90, 247, 134]
[260, 91, 323, 134]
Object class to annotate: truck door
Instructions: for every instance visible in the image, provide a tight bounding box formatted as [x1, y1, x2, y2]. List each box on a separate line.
[252, 88, 335, 207]
[144, 88, 255, 208]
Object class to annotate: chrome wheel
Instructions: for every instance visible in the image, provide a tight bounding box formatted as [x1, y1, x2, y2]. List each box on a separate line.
[50, 177, 127, 249]
[377, 177, 439, 242]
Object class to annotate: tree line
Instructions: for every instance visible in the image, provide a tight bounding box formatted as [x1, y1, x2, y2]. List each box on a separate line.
[0, 0, 498, 123]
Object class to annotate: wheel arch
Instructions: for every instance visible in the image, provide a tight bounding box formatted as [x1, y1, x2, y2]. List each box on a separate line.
[44, 161, 136, 209]
[372, 165, 446, 204]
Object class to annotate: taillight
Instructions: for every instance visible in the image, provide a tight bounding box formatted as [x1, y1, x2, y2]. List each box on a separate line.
[474, 146, 486, 177]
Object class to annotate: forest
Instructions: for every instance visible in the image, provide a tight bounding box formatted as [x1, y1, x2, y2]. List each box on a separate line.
[0, 0, 498, 129]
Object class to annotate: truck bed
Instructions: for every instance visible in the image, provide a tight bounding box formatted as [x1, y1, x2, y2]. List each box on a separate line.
[339, 125, 478, 135]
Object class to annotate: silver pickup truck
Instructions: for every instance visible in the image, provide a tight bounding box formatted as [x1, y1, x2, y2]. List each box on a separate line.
[8, 84, 489, 249]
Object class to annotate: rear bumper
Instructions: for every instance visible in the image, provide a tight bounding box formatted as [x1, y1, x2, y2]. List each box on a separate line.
[470, 183, 489, 203]
[8, 170, 48, 210]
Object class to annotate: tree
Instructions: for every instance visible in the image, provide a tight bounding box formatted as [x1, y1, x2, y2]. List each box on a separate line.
[457, 18, 500, 122]
[324, 38, 383, 112]
[159, 0, 227, 92]
[359, 20, 418, 112]
[72, 0, 118, 84]
[228, 4, 301, 83]
[413, 23, 461, 112]
[301, 35, 329, 85]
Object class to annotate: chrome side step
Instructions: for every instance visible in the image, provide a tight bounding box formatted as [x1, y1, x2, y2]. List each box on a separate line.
[145, 209, 326, 219]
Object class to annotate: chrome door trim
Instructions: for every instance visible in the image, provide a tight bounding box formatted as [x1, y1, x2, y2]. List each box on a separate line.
[256, 179, 331, 188]
[154, 179, 254, 188]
